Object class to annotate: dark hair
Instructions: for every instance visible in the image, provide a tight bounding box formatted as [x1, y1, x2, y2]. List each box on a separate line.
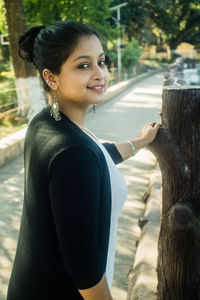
[18, 21, 101, 92]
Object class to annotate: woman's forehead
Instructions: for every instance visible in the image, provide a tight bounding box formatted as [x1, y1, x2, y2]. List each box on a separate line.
[70, 35, 104, 59]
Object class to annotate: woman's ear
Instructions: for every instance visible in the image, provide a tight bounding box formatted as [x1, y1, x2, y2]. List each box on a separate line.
[43, 69, 58, 90]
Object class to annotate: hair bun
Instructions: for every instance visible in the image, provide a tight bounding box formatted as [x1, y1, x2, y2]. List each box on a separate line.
[18, 26, 45, 64]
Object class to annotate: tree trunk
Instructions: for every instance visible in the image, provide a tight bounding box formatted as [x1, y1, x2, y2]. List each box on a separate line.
[4, 0, 46, 120]
[148, 85, 200, 300]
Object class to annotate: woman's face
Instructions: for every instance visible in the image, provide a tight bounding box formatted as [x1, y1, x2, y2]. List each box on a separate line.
[54, 35, 109, 109]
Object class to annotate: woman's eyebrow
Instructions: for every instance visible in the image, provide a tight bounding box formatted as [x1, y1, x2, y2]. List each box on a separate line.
[73, 52, 105, 62]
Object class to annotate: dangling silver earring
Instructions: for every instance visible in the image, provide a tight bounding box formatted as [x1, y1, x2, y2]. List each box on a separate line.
[50, 93, 61, 121]
[93, 104, 96, 114]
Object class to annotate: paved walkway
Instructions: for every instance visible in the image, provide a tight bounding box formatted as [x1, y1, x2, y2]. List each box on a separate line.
[0, 73, 163, 300]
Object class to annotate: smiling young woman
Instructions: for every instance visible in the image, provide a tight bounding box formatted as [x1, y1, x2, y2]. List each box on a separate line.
[42, 34, 109, 125]
[7, 21, 160, 300]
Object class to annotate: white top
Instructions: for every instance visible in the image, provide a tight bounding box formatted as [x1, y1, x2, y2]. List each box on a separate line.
[81, 128, 127, 289]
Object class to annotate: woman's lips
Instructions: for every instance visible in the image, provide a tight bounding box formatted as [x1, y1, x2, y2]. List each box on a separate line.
[87, 84, 105, 93]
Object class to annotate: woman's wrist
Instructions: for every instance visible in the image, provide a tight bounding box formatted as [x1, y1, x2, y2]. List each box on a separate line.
[115, 137, 150, 161]
[126, 140, 136, 156]
[130, 137, 149, 152]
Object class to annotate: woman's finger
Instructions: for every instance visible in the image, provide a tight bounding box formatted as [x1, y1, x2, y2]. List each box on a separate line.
[154, 122, 161, 130]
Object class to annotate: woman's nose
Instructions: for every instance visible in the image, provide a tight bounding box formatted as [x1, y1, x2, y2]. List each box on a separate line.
[92, 65, 104, 81]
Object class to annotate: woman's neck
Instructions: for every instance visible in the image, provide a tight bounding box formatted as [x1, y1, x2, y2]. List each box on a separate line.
[59, 102, 89, 129]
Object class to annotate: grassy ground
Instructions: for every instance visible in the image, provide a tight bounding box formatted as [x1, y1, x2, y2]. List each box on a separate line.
[0, 61, 17, 109]
[0, 122, 27, 139]
[0, 61, 28, 139]
[136, 59, 168, 74]
[0, 115, 28, 140]
[0, 61, 15, 92]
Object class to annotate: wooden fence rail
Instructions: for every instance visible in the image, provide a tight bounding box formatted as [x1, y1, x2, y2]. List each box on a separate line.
[0, 104, 29, 120]
[0, 101, 16, 110]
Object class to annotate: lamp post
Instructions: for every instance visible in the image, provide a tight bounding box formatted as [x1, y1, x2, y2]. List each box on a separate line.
[110, 2, 127, 82]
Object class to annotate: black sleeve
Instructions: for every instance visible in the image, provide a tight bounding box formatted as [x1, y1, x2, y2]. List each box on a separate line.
[48, 146, 104, 289]
[102, 142, 123, 164]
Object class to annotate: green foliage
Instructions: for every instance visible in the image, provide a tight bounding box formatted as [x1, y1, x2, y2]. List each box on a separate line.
[107, 50, 117, 66]
[0, 62, 26, 138]
[0, 88, 16, 105]
[0, 0, 9, 61]
[0, 61, 16, 106]
[0, 0, 6, 34]
[144, 0, 200, 49]
[24, 0, 116, 47]
[111, 0, 200, 50]
[110, 0, 153, 44]
[139, 59, 165, 70]
[122, 40, 141, 69]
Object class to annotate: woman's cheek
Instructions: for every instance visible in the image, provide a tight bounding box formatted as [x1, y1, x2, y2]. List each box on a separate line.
[104, 68, 109, 84]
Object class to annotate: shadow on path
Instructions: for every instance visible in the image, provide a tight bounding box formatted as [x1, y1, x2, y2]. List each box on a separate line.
[0, 155, 24, 299]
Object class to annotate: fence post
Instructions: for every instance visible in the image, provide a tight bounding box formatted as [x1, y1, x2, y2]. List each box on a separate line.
[148, 85, 200, 300]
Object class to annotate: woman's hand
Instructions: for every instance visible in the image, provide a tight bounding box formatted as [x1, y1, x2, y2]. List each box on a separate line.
[114, 122, 160, 161]
[139, 122, 160, 147]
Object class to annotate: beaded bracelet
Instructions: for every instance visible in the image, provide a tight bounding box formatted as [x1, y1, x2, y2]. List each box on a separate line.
[127, 140, 136, 156]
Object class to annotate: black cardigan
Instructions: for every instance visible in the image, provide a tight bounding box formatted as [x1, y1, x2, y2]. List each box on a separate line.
[7, 106, 123, 300]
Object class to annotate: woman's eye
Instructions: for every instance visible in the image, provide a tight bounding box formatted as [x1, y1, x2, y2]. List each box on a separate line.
[78, 60, 106, 70]
[98, 60, 106, 67]
[78, 63, 90, 69]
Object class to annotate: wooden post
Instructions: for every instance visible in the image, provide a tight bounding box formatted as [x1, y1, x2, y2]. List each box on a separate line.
[148, 85, 200, 300]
